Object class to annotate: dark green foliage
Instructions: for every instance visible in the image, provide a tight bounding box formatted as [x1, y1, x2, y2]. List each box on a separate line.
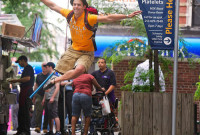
[195, 75, 200, 100]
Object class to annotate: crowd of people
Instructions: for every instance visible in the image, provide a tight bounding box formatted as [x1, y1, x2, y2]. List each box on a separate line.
[9, 54, 166, 135]
[9, 56, 117, 135]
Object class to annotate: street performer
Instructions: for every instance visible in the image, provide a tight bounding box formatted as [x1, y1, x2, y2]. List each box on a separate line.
[40, 0, 142, 87]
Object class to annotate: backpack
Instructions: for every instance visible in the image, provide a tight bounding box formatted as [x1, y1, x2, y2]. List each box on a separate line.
[66, 6, 98, 51]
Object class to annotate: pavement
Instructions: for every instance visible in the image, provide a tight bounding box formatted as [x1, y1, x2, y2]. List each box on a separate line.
[7, 128, 120, 135]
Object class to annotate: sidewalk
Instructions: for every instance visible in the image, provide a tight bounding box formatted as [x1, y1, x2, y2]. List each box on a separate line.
[7, 128, 120, 135]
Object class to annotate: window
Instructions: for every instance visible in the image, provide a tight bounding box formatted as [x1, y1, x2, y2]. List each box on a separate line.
[192, 0, 200, 26]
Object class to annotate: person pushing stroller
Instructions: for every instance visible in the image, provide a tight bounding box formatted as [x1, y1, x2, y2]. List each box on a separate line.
[71, 73, 105, 135]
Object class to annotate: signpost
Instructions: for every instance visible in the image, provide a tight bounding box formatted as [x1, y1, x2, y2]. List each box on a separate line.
[172, 0, 180, 134]
[138, 0, 179, 134]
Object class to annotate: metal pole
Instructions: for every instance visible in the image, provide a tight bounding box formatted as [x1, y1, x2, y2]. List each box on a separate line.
[63, 85, 66, 132]
[172, 0, 180, 134]
[154, 50, 159, 92]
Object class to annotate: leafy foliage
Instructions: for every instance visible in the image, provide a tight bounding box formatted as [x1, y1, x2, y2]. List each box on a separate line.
[2, 0, 61, 61]
[194, 75, 200, 100]
[102, 37, 198, 91]
[102, 39, 147, 66]
[102, 39, 154, 92]
[132, 69, 154, 91]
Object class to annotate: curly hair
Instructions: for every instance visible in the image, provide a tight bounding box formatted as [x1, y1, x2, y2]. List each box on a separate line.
[70, 0, 88, 7]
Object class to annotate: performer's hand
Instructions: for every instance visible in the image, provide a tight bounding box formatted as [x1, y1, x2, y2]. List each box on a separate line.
[50, 80, 54, 84]
[50, 77, 56, 84]
[43, 77, 56, 91]
[101, 87, 106, 92]
[127, 10, 142, 18]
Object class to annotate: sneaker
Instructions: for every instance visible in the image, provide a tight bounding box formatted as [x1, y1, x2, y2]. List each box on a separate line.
[45, 131, 54, 135]
[55, 131, 62, 135]
[43, 129, 48, 133]
[14, 131, 30, 135]
[30, 128, 35, 131]
[14, 132, 29, 135]
[35, 127, 40, 133]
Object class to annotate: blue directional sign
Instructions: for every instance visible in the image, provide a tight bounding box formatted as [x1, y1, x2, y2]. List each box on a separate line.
[138, 0, 175, 50]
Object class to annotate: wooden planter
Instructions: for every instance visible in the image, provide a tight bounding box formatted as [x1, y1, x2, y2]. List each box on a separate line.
[119, 91, 194, 135]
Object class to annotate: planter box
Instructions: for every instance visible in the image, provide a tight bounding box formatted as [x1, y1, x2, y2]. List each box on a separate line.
[120, 91, 194, 135]
[1, 22, 25, 38]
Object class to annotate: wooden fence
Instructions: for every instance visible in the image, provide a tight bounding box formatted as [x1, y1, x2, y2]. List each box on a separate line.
[119, 91, 194, 135]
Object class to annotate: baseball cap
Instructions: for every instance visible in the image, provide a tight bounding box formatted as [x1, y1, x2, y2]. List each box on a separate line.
[45, 62, 55, 69]
[15, 55, 27, 63]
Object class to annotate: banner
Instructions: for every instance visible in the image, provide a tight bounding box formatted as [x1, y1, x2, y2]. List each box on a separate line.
[138, 0, 175, 50]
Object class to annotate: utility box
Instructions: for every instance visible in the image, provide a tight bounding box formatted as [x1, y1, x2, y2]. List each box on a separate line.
[1, 22, 25, 38]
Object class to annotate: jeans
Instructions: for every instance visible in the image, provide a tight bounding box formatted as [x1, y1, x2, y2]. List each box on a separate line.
[17, 86, 32, 135]
[11, 104, 19, 130]
[72, 93, 92, 117]
[35, 94, 48, 129]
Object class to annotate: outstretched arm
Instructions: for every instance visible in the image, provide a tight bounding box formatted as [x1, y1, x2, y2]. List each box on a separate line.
[97, 10, 142, 23]
[40, 0, 62, 13]
[105, 85, 115, 95]
[92, 78, 105, 92]
[9, 76, 30, 83]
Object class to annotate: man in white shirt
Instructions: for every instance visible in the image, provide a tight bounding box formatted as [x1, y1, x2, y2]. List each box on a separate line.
[132, 55, 165, 92]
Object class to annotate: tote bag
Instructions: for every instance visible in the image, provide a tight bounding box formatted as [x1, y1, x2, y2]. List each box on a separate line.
[100, 96, 111, 115]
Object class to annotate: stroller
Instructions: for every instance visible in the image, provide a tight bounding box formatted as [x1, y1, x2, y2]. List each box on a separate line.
[90, 92, 120, 135]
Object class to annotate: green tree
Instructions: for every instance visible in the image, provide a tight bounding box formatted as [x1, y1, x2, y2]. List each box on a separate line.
[2, 0, 62, 61]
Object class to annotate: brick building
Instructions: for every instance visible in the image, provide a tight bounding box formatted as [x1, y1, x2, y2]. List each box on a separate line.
[112, 58, 200, 97]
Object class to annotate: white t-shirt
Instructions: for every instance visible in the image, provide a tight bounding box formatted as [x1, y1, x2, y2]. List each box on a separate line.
[132, 59, 165, 92]
[44, 74, 60, 101]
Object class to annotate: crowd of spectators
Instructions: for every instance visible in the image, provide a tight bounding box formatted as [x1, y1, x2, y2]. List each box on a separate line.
[9, 51, 165, 135]
[9, 56, 118, 135]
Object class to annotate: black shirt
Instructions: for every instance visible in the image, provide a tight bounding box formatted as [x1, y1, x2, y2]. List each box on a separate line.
[20, 64, 34, 88]
[91, 68, 116, 103]
[36, 72, 49, 96]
